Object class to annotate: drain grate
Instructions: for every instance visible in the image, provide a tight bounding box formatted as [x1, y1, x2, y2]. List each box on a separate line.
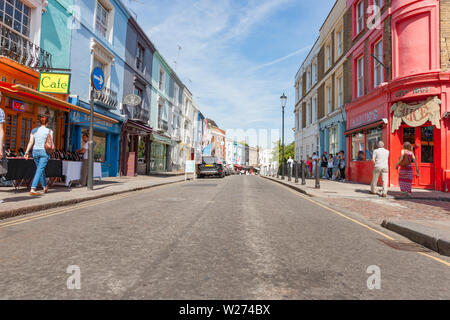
[377, 238, 432, 252]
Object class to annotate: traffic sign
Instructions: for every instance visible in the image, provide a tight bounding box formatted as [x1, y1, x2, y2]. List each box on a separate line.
[91, 68, 105, 91]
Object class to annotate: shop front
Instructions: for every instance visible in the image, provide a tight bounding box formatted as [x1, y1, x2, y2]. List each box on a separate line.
[319, 112, 346, 158]
[345, 75, 449, 192]
[120, 119, 152, 176]
[68, 107, 122, 178]
[149, 133, 172, 173]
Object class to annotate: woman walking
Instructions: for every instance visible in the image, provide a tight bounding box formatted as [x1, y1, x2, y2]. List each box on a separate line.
[24, 116, 54, 196]
[395, 142, 419, 197]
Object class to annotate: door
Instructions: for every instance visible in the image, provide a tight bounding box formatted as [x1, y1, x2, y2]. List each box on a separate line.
[401, 125, 437, 189]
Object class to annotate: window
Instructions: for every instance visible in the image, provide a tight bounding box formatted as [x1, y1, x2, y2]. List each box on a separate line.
[357, 56, 364, 97]
[329, 126, 338, 156]
[421, 126, 434, 163]
[306, 68, 311, 91]
[174, 84, 179, 105]
[374, 0, 384, 9]
[95, 2, 108, 38]
[312, 59, 318, 83]
[136, 44, 144, 70]
[93, 57, 105, 73]
[326, 44, 332, 69]
[327, 85, 332, 114]
[373, 40, 384, 87]
[336, 28, 343, 57]
[93, 132, 107, 162]
[299, 80, 303, 100]
[356, 1, 364, 34]
[352, 132, 365, 161]
[337, 75, 343, 108]
[366, 127, 382, 160]
[159, 69, 165, 92]
[0, 0, 31, 37]
[306, 101, 311, 125]
[312, 96, 317, 122]
[134, 86, 143, 104]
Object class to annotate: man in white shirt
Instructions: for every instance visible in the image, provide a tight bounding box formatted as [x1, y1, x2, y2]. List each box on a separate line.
[371, 141, 390, 197]
[76, 133, 89, 186]
[312, 152, 319, 178]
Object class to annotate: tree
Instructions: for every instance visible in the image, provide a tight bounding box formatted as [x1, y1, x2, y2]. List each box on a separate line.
[272, 140, 295, 174]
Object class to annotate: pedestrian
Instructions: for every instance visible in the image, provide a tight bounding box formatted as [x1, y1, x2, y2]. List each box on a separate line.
[307, 156, 312, 178]
[395, 142, 419, 197]
[338, 150, 346, 182]
[287, 156, 294, 177]
[327, 154, 334, 180]
[370, 141, 390, 197]
[0, 106, 4, 204]
[321, 152, 328, 178]
[333, 153, 340, 181]
[312, 152, 319, 178]
[24, 116, 54, 196]
[76, 133, 89, 186]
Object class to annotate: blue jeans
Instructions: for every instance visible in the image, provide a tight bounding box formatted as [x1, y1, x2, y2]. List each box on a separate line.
[32, 149, 49, 189]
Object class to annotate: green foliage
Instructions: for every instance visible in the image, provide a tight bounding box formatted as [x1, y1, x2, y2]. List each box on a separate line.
[272, 140, 295, 174]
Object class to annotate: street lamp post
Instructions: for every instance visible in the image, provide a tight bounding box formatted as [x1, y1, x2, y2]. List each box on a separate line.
[280, 93, 287, 180]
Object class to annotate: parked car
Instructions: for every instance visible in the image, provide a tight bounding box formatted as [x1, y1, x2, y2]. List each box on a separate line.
[197, 156, 225, 178]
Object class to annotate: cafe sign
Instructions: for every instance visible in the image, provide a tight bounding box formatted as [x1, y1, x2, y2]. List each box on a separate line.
[38, 72, 71, 95]
[390, 96, 441, 133]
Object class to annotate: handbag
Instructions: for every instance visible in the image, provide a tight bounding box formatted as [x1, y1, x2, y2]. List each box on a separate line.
[44, 132, 55, 154]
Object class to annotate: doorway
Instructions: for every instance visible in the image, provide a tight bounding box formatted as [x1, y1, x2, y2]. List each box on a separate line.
[401, 125, 437, 189]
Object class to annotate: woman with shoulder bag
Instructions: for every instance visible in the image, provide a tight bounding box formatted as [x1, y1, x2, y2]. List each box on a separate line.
[395, 141, 419, 197]
[24, 116, 55, 196]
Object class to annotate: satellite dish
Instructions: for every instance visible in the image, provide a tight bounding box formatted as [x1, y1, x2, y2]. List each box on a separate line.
[123, 94, 142, 107]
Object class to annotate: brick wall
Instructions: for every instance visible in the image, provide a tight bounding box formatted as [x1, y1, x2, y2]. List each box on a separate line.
[441, 0, 450, 71]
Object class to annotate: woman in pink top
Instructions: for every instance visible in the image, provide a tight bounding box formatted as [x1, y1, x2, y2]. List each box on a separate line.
[395, 142, 419, 196]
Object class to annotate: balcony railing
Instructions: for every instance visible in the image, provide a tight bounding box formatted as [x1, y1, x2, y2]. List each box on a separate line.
[93, 87, 118, 110]
[124, 104, 150, 123]
[0, 24, 52, 69]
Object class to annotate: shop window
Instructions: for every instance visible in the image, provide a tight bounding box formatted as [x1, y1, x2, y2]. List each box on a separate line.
[5, 113, 17, 152]
[403, 127, 415, 152]
[421, 126, 434, 163]
[20, 116, 32, 149]
[93, 132, 107, 162]
[366, 127, 382, 160]
[352, 132, 365, 161]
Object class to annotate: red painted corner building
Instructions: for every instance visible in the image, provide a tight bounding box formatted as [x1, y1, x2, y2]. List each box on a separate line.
[344, 0, 450, 192]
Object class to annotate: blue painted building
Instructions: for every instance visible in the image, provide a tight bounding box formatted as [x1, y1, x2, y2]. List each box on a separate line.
[67, 0, 130, 177]
[319, 112, 346, 177]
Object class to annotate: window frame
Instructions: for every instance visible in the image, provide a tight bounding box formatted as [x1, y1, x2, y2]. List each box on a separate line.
[372, 38, 384, 88]
[136, 43, 144, 71]
[356, 55, 365, 98]
[353, 0, 365, 38]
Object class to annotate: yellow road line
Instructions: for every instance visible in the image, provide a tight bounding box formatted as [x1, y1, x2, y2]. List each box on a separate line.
[0, 182, 174, 229]
[276, 180, 450, 268]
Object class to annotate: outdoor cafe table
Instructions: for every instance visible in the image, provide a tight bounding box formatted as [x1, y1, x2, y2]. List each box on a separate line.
[62, 161, 102, 187]
[5, 158, 63, 190]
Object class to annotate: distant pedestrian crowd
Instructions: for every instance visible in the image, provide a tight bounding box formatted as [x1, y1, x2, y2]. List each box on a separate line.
[300, 150, 346, 182]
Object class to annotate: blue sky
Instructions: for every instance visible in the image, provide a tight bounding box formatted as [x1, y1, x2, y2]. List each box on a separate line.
[125, 0, 336, 145]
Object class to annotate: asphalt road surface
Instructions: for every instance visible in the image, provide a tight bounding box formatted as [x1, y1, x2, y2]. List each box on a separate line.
[0, 175, 449, 299]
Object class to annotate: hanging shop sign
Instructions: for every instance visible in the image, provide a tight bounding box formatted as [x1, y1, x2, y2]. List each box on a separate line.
[12, 99, 25, 112]
[391, 96, 442, 133]
[38, 72, 71, 94]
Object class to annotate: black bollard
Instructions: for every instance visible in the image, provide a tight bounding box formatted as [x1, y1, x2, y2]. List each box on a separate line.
[315, 159, 320, 189]
[301, 160, 306, 185]
[295, 161, 299, 183]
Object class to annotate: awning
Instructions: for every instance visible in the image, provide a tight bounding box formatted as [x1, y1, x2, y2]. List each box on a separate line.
[150, 132, 172, 145]
[124, 119, 153, 135]
[344, 119, 386, 136]
[0, 82, 118, 124]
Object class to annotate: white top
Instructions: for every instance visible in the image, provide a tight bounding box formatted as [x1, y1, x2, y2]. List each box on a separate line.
[287, 158, 294, 167]
[83, 142, 89, 160]
[327, 159, 334, 168]
[32, 127, 52, 150]
[373, 148, 390, 169]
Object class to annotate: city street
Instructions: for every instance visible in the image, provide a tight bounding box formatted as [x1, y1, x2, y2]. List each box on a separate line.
[0, 175, 449, 300]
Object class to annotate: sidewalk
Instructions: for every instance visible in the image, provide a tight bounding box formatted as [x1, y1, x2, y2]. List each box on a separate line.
[263, 175, 450, 256]
[0, 174, 192, 220]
